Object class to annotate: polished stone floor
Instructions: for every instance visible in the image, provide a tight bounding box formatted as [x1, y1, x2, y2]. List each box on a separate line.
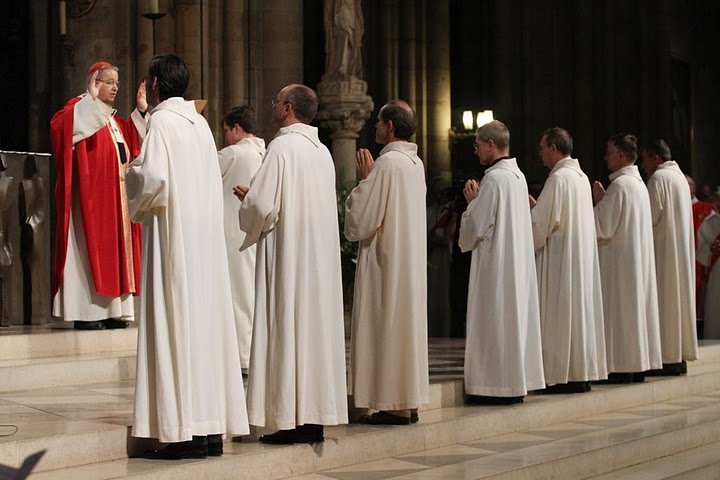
[289, 393, 720, 479]
[3, 333, 720, 478]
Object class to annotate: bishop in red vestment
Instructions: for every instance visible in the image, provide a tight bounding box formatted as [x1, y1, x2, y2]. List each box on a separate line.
[50, 61, 146, 330]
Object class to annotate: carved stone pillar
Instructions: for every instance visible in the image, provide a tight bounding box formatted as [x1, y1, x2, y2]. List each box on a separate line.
[317, 78, 374, 185]
[317, 0, 373, 186]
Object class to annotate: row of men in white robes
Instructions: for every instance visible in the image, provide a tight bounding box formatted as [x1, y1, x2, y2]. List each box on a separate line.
[459, 123, 698, 404]
[124, 50, 429, 457]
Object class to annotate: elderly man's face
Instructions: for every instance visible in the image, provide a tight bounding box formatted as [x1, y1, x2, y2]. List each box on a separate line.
[95, 69, 119, 105]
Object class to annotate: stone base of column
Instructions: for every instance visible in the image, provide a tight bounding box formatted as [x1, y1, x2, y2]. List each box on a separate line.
[316, 76, 374, 186]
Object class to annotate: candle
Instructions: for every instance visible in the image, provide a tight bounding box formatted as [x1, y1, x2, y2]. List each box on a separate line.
[59, 0, 66, 36]
[149, 0, 159, 13]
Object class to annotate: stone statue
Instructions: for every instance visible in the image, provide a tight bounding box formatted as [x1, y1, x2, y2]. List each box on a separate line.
[324, 0, 364, 79]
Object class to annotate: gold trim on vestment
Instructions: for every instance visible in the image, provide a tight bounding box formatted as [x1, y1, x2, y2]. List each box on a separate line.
[107, 116, 136, 293]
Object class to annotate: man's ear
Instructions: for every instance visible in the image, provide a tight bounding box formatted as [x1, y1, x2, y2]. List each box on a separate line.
[387, 119, 395, 135]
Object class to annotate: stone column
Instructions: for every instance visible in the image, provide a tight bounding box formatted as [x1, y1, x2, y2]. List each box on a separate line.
[317, 0, 374, 186]
[425, 0, 451, 179]
[317, 78, 374, 185]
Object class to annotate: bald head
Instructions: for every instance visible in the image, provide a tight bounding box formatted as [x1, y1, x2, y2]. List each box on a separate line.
[379, 100, 417, 140]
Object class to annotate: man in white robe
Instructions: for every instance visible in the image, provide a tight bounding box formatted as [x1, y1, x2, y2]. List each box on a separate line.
[459, 120, 545, 404]
[641, 139, 698, 375]
[218, 105, 265, 371]
[127, 54, 249, 459]
[235, 84, 347, 444]
[697, 189, 720, 339]
[530, 128, 607, 393]
[344, 100, 429, 425]
[593, 134, 662, 383]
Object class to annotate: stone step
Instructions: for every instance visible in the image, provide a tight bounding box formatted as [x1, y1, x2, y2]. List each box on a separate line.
[0, 351, 136, 393]
[588, 440, 720, 480]
[0, 324, 137, 361]
[18, 349, 720, 479]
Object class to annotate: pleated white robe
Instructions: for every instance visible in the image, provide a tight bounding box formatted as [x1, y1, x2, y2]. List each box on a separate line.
[218, 137, 265, 369]
[239, 123, 348, 430]
[127, 97, 249, 442]
[647, 161, 698, 363]
[531, 158, 607, 385]
[697, 212, 720, 339]
[459, 158, 545, 397]
[344, 141, 429, 411]
[594, 165, 662, 373]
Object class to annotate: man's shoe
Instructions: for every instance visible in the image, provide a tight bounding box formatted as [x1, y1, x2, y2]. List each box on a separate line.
[361, 411, 411, 425]
[466, 394, 524, 405]
[147, 436, 208, 460]
[632, 371, 646, 383]
[596, 372, 633, 384]
[544, 381, 591, 394]
[74, 321, 105, 330]
[646, 361, 687, 377]
[411, 411, 419, 424]
[259, 424, 324, 444]
[102, 319, 129, 329]
[207, 434, 223, 456]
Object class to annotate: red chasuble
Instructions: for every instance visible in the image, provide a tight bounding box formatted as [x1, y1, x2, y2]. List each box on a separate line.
[50, 96, 142, 298]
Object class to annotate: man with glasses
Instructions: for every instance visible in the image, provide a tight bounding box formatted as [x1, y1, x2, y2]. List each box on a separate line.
[234, 84, 348, 444]
[530, 128, 607, 393]
[50, 61, 147, 330]
[344, 100, 429, 425]
[459, 120, 545, 404]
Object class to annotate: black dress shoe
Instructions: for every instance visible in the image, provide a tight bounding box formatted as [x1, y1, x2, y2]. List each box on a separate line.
[207, 434, 223, 456]
[646, 361, 687, 377]
[259, 424, 324, 444]
[102, 319, 129, 329]
[147, 436, 208, 460]
[466, 394, 524, 405]
[632, 371, 646, 382]
[596, 372, 633, 384]
[544, 381, 592, 394]
[411, 411, 419, 424]
[361, 411, 411, 425]
[74, 321, 106, 330]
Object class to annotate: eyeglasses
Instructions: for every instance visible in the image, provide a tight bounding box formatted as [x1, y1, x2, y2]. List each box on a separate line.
[96, 79, 120, 88]
[271, 98, 289, 107]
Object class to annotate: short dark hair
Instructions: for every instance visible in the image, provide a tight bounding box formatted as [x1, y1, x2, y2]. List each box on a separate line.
[284, 84, 318, 124]
[642, 138, 672, 163]
[379, 100, 417, 140]
[543, 127, 573, 155]
[148, 54, 190, 101]
[223, 105, 257, 134]
[609, 133, 638, 163]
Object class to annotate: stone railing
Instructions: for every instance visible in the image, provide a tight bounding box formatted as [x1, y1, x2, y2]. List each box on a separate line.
[0, 151, 52, 326]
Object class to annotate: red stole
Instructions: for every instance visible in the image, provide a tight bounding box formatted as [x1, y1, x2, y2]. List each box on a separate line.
[50, 96, 142, 298]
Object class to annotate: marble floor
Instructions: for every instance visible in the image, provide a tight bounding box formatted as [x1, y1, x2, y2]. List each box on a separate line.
[3, 334, 720, 479]
[288, 393, 720, 479]
[0, 338, 465, 448]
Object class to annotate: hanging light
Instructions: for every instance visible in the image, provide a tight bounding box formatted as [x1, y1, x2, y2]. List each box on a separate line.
[476, 110, 494, 128]
[462, 111, 474, 131]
